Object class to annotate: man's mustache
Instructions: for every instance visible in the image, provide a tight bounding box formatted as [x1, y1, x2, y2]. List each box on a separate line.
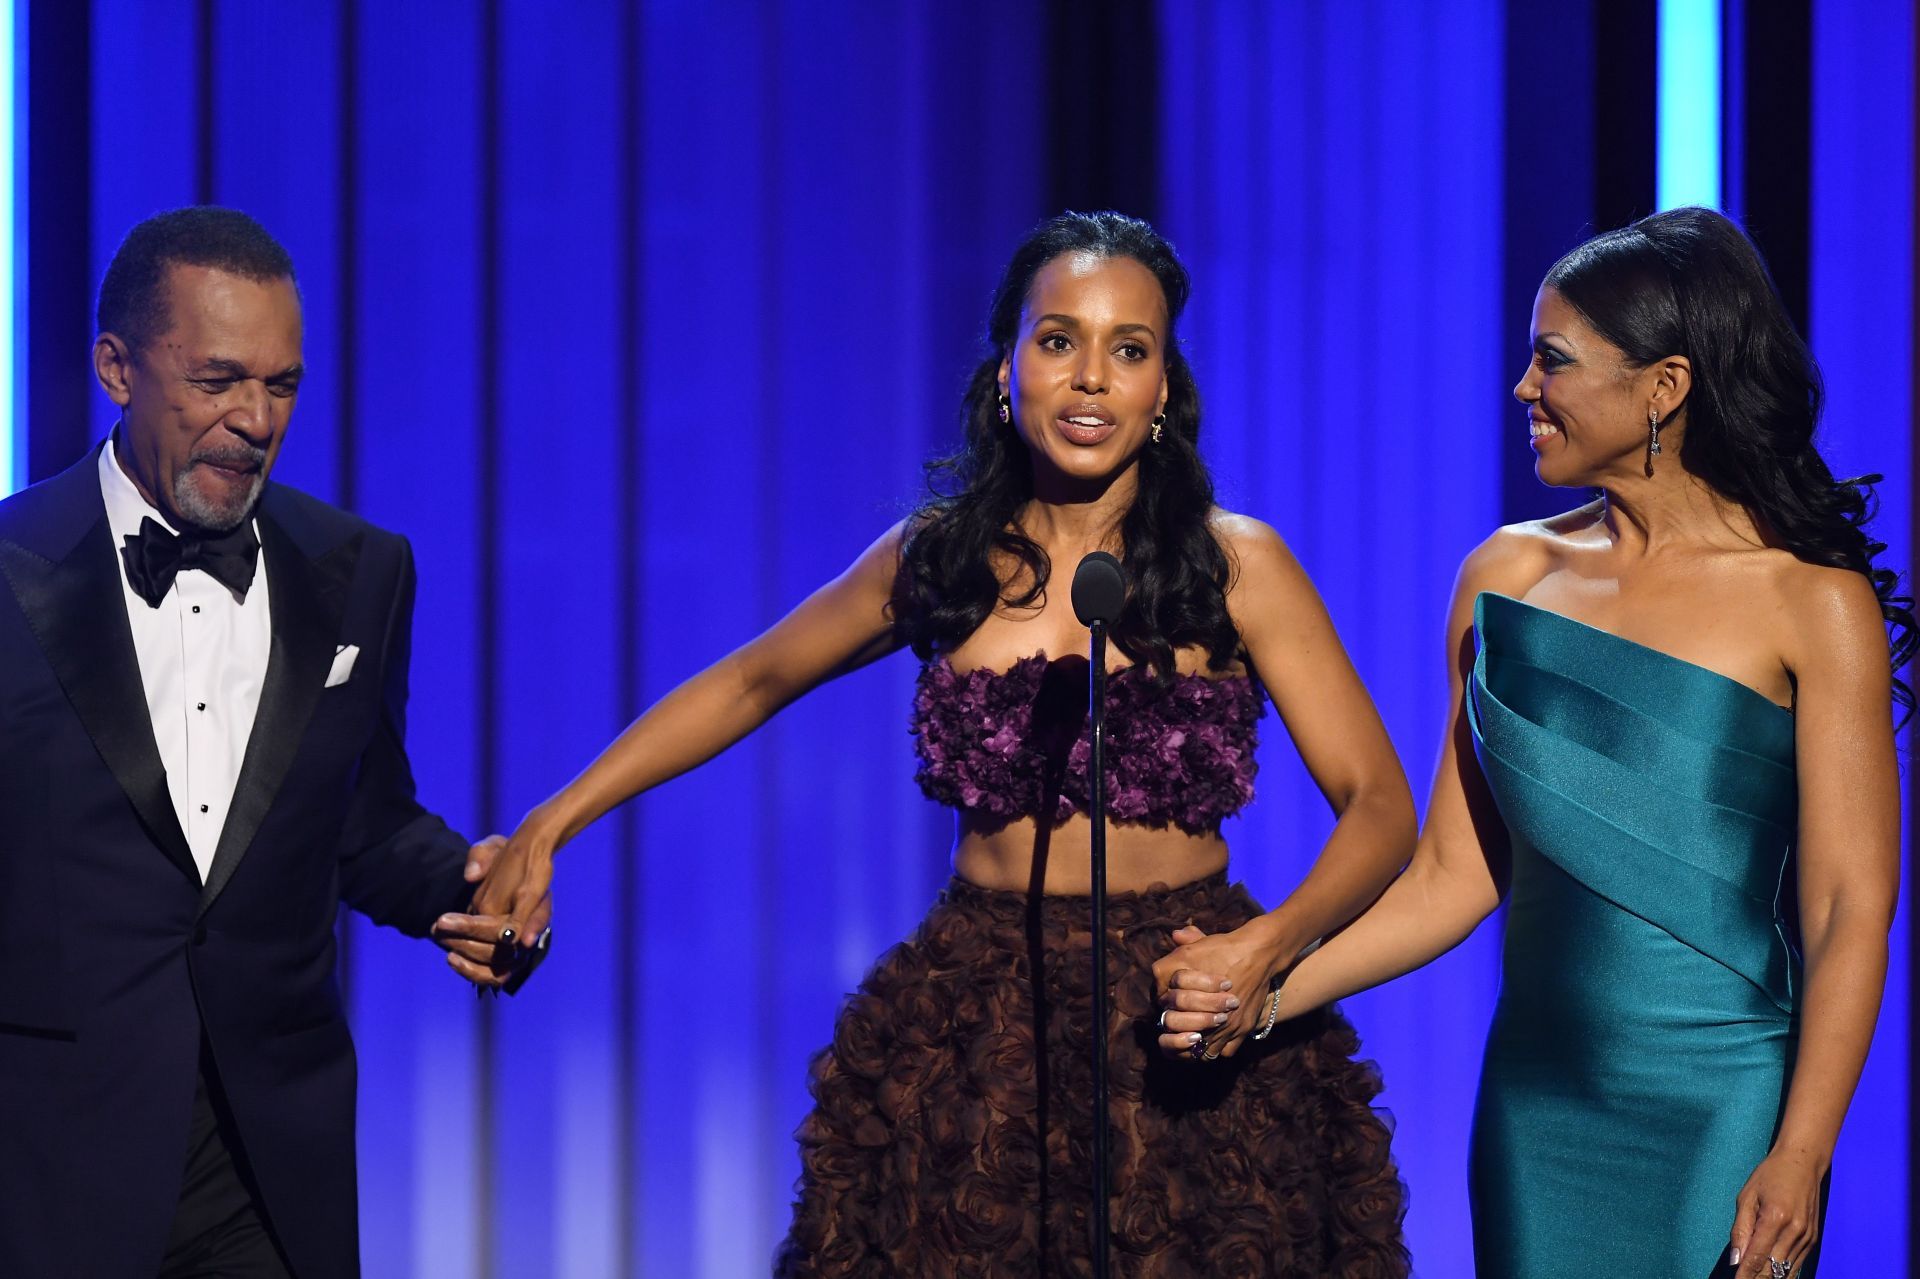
[190, 445, 268, 473]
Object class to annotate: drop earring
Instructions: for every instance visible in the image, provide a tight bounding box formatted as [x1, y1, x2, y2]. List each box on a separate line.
[1150, 414, 1166, 444]
[997, 394, 1010, 424]
[1646, 406, 1662, 475]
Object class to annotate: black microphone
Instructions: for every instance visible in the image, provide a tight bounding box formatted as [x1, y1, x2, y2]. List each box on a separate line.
[1071, 549, 1127, 1279]
[1071, 550, 1126, 626]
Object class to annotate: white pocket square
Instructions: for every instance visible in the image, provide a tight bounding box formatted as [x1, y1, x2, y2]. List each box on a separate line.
[326, 644, 360, 688]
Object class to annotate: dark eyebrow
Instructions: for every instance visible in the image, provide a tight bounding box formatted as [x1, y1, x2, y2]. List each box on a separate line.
[189, 358, 305, 382]
[190, 358, 252, 378]
[1033, 314, 1160, 340]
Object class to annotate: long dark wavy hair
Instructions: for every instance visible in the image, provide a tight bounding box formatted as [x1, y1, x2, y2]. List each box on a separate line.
[1546, 206, 1917, 718]
[892, 211, 1238, 679]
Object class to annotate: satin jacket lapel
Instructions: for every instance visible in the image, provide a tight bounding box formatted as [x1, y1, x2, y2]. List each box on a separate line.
[197, 510, 359, 915]
[0, 465, 198, 884]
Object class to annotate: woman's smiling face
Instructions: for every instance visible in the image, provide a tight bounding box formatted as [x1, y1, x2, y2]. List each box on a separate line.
[1514, 285, 1681, 488]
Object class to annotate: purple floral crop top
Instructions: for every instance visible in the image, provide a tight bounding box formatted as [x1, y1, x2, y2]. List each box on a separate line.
[911, 653, 1264, 834]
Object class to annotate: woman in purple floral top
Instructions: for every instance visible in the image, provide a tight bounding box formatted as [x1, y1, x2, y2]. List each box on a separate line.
[474, 213, 1417, 1276]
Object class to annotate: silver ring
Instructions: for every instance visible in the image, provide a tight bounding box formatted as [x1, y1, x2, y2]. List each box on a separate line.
[1769, 1260, 1790, 1279]
[1157, 1010, 1170, 1032]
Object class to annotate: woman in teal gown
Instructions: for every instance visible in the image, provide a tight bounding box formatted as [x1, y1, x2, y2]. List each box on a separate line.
[1151, 207, 1910, 1277]
[1467, 590, 1806, 1272]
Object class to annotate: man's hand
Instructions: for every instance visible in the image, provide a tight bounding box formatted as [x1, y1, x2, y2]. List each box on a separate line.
[468, 805, 561, 951]
[431, 835, 523, 990]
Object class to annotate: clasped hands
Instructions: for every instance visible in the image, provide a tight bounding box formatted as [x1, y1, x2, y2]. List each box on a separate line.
[1151, 914, 1294, 1061]
[429, 828, 558, 994]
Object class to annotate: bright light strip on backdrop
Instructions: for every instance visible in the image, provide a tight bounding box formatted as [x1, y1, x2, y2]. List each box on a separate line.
[0, 0, 16, 496]
[1656, 0, 1723, 210]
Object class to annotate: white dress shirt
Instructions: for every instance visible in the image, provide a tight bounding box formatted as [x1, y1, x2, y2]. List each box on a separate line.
[99, 441, 272, 883]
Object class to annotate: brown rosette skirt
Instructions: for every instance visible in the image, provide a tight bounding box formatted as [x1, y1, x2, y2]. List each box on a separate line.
[774, 872, 1409, 1277]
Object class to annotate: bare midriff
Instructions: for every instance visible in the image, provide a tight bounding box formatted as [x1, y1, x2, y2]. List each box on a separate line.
[953, 813, 1229, 895]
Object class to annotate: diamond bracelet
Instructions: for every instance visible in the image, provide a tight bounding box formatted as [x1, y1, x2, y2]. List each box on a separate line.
[1249, 984, 1282, 1040]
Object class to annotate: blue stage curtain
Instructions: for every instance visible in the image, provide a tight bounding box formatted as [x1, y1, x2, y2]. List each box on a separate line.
[610, 8, 1048, 1271]
[1809, 0, 1914, 1266]
[60, 1, 1914, 1273]
[1156, 5, 1506, 1270]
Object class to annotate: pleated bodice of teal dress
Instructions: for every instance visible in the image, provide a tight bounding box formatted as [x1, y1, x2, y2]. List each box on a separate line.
[1465, 591, 1812, 1278]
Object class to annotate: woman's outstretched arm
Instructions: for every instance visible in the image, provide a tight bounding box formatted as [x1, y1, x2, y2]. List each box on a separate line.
[467, 521, 910, 938]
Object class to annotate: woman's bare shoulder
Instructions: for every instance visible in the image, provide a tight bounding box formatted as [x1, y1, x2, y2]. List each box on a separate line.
[1457, 502, 1600, 601]
[1772, 555, 1889, 673]
[1205, 507, 1302, 589]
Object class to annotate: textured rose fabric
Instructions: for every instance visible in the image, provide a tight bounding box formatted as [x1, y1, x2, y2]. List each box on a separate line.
[911, 656, 1263, 834]
[774, 874, 1409, 1277]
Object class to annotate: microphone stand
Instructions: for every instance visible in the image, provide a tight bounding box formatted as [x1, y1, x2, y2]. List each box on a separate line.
[1071, 548, 1124, 1276]
[1086, 620, 1112, 1279]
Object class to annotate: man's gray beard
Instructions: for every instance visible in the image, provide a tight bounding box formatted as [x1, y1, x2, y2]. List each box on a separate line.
[172, 465, 266, 533]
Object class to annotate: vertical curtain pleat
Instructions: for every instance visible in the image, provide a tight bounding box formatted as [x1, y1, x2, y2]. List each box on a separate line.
[1810, 1, 1916, 1267]
[347, 6, 488, 1274]
[1155, 3, 1507, 1267]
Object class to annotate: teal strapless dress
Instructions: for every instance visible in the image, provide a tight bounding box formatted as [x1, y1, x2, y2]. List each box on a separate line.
[1467, 592, 1816, 1277]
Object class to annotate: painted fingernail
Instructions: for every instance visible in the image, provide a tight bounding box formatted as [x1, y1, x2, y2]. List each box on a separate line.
[1187, 1033, 1203, 1045]
[1730, 1249, 1741, 1267]
[1225, 997, 1241, 1010]
[1219, 980, 1232, 991]
[1213, 1013, 1229, 1026]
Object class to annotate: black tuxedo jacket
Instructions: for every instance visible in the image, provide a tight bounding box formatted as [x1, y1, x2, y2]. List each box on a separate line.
[0, 451, 473, 1278]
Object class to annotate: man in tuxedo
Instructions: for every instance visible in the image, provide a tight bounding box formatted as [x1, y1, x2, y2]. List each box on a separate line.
[0, 207, 523, 1277]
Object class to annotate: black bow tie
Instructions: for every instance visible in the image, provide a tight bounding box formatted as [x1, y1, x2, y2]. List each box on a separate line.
[120, 516, 261, 608]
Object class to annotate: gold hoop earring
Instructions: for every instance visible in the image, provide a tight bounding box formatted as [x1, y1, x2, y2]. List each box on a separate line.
[1150, 414, 1166, 444]
[997, 394, 1010, 424]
